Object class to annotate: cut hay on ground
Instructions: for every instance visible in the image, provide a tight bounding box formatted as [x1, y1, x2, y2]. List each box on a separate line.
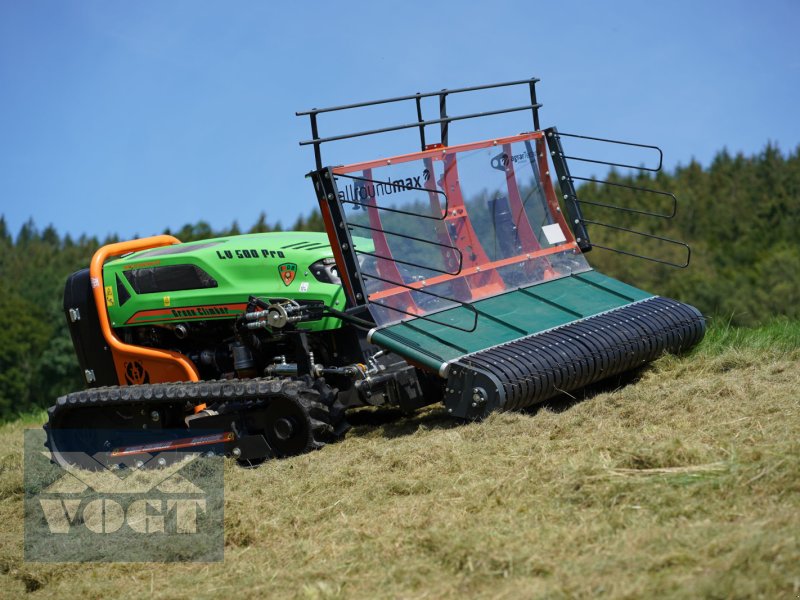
[0, 322, 798, 598]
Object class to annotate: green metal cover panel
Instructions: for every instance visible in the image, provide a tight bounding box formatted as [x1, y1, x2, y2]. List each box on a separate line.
[102, 232, 349, 331]
[368, 270, 653, 373]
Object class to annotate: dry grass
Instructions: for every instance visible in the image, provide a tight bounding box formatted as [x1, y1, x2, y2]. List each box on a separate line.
[0, 322, 798, 599]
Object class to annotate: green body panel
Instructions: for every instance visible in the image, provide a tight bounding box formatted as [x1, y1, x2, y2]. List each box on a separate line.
[369, 271, 653, 372]
[103, 232, 349, 331]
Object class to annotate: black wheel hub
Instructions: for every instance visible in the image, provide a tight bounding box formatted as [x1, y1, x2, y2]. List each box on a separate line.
[273, 417, 295, 441]
[263, 398, 312, 456]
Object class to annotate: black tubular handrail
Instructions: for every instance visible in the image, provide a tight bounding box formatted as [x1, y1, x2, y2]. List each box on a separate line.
[353, 249, 461, 277]
[300, 105, 542, 147]
[332, 172, 450, 220]
[580, 219, 691, 268]
[548, 129, 691, 268]
[569, 175, 678, 219]
[555, 131, 664, 172]
[297, 78, 542, 169]
[348, 222, 464, 276]
[334, 173, 449, 221]
[361, 271, 479, 333]
[296, 78, 540, 116]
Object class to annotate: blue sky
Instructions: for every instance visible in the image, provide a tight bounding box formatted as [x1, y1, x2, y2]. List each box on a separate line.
[1, 1, 798, 240]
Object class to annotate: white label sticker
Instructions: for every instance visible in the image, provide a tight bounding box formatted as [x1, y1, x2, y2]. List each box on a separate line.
[299, 282, 309, 293]
[542, 223, 567, 245]
[90, 277, 100, 289]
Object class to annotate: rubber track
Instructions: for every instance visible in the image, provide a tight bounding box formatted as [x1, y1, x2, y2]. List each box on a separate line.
[50, 377, 300, 415]
[45, 377, 349, 461]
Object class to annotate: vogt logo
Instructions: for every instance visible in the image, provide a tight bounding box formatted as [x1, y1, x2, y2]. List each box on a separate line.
[39, 458, 206, 534]
[24, 429, 223, 562]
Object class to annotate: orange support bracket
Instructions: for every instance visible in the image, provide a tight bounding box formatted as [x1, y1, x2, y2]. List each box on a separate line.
[89, 235, 200, 386]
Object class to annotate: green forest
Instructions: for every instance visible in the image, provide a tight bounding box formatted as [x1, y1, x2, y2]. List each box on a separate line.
[0, 144, 797, 421]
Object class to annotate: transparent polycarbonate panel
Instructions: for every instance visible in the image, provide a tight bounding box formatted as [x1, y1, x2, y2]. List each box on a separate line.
[334, 134, 591, 326]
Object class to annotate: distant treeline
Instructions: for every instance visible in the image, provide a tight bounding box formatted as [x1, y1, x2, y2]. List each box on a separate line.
[0, 144, 797, 420]
[582, 143, 799, 326]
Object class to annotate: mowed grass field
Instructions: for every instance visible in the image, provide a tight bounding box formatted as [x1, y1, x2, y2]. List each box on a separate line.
[0, 321, 798, 599]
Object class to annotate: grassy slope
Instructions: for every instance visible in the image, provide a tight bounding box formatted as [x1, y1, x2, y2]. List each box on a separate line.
[0, 322, 798, 599]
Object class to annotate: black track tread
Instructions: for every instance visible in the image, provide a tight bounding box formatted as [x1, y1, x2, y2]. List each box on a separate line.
[45, 376, 349, 464]
[457, 296, 705, 412]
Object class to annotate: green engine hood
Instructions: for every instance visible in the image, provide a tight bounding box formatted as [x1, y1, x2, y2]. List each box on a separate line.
[101, 231, 356, 331]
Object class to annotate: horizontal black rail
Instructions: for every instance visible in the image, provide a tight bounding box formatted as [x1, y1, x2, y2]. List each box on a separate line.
[296, 78, 540, 116]
[321, 306, 376, 330]
[580, 219, 691, 268]
[298, 78, 542, 169]
[548, 127, 690, 265]
[300, 105, 542, 147]
[570, 175, 678, 219]
[334, 172, 449, 221]
[354, 249, 461, 278]
[348, 222, 464, 276]
[554, 131, 664, 172]
[361, 271, 479, 333]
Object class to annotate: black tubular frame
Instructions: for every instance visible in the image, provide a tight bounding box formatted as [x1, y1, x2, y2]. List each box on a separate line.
[297, 78, 542, 170]
[545, 127, 592, 252]
[334, 170, 465, 275]
[546, 128, 691, 269]
[348, 222, 465, 277]
[361, 271, 480, 333]
[301, 78, 694, 336]
[309, 166, 479, 332]
[556, 131, 663, 172]
[333, 172, 450, 220]
[581, 220, 692, 268]
[570, 176, 678, 219]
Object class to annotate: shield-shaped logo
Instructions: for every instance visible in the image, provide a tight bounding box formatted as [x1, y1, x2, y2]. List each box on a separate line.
[124, 361, 150, 385]
[279, 263, 297, 286]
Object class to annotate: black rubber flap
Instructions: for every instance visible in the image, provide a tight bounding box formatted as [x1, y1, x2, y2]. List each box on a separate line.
[446, 297, 705, 417]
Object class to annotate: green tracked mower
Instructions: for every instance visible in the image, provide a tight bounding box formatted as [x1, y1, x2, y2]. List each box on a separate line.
[45, 79, 705, 467]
